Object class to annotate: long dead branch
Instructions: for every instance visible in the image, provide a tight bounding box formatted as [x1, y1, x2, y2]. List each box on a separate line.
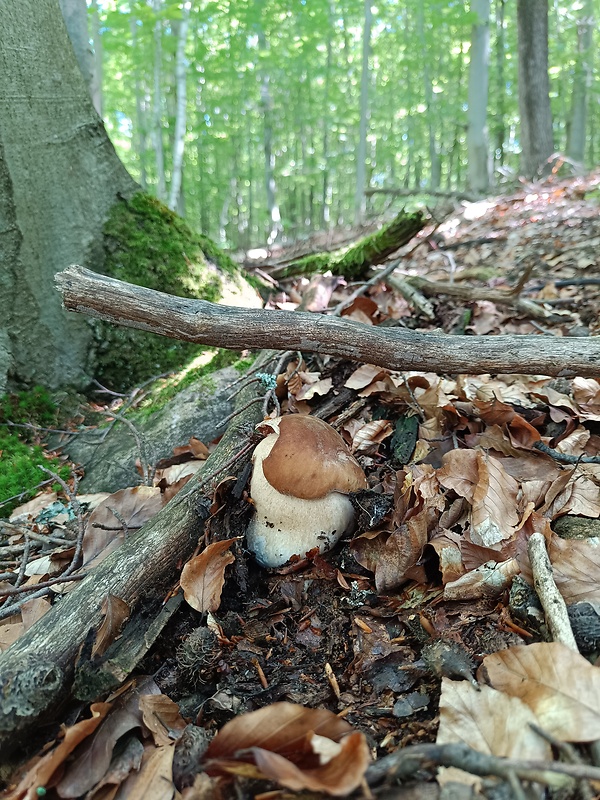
[55, 266, 600, 377]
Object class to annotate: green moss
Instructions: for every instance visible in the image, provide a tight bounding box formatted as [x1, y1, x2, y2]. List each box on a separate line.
[0, 388, 69, 518]
[96, 192, 245, 391]
[131, 348, 253, 419]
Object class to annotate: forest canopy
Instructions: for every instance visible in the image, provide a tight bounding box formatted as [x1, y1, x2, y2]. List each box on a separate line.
[91, 0, 597, 249]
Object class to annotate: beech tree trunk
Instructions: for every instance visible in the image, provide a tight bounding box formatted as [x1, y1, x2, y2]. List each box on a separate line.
[467, 0, 491, 193]
[516, 0, 554, 179]
[354, 0, 372, 225]
[566, 0, 594, 164]
[152, 0, 167, 201]
[168, 2, 191, 211]
[0, 0, 137, 392]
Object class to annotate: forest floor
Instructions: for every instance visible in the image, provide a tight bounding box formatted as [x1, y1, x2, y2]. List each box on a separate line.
[2, 170, 600, 800]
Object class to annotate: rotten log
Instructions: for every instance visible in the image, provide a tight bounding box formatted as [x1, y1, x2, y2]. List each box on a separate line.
[0, 356, 274, 760]
[55, 266, 600, 377]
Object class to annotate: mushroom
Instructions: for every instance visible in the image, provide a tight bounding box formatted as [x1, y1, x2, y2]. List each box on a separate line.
[246, 414, 368, 568]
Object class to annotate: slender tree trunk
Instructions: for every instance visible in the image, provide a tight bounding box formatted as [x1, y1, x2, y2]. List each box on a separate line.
[0, 0, 137, 391]
[321, 8, 333, 228]
[417, 4, 441, 189]
[516, 0, 554, 178]
[354, 0, 372, 225]
[467, 0, 491, 193]
[168, 2, 191, 211]
[566, 0, 594, 164]
[152, 0, 167, 200]
[130, 15, 149, 190]
[494, 0, 506, 167]
[89, 0, 103, 117]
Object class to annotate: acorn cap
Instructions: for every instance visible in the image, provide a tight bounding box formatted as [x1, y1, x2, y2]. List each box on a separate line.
[257, 414, 367, 500]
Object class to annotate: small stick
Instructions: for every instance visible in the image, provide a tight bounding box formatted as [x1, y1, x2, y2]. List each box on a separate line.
[528, 532, 578, 651]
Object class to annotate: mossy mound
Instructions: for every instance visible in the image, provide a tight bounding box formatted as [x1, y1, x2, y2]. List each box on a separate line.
[95, 192, 247, 391]
[0, 387, 70, 518]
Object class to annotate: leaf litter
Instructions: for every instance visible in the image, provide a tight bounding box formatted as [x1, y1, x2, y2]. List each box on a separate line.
[3, 173, 600, 798]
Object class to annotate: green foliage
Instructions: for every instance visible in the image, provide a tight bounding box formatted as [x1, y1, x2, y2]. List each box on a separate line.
[96, 192, 242, 391]
[0, 389, 69, 518]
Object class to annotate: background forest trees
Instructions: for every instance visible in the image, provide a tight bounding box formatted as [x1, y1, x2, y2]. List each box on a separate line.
[92, 0, 598, 249]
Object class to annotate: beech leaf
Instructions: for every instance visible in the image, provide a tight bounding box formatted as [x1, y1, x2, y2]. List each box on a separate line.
[484, 642, 600, 741]
[180, 538, 238, 613]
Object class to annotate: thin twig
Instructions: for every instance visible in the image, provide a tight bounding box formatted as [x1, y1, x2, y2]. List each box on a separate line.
[534, 441, 600, 464]
[0, 572, 86, 599]
[330, 258, 402, 317]
[528, 531, 578, 651]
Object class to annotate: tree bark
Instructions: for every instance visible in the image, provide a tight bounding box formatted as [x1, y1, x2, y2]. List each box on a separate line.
[566, 0, 594, 164]
[0, 0, 137, 392]
[168, 2, 191, 211]
[354, 0, 372, 225]
[0, 363, 271, 758]
[56, 266, 600, 379]
[59, 0, 93, 90]
[152, 0, 167, 201]
[516, 0, 554, 179]
[467, 0, 491, 193]
[89, 0, 103, 117]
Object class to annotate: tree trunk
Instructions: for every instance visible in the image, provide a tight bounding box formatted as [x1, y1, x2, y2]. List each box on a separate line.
[152, 0, 167, 201]
[58, 0, 93, 89]
[516, 0, 554, 179]
[89, 0, 103, 118]
[0, 0, 137, 392]
[493, 0, 506, 168]
[130, 14, 149, 190]
[168, 2, 191, 211]
[417, 3, 441, 190]
[566, 0, 594, 164]
[354, 0, 372, 225]
[467, 0, 491, 194]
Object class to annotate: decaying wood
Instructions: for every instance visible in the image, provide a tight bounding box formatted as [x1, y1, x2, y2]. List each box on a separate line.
[407, 275, 568, 322]
[55, 266, 600, 377]
[0, 356, 274, 759]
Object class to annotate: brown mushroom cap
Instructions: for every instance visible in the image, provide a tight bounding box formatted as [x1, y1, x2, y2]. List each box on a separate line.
[258, 415, 367, 500]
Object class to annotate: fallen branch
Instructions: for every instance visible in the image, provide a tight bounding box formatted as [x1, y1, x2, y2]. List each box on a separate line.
[55, 266, 600, 377]
[0, 355, 274, 759]
[407, 276, 569, 323]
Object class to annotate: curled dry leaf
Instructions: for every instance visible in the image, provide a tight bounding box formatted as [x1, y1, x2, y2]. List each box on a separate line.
[114, 742, 175, 800]
[351, 419, 394, 454]
[443, 558, 519, 601]
[203, 702, 370, 796]
[436, 679, 551, 786]
[180, 538, 238, 613]
[92, 594, 131, 659]
[83, 486, 164, 568]
[5, 703, 111, 800]
[484, 642, 600, 742]
[139, 695, 187, 747]
[438, 450, 520, 548]
[548, 535, 600, 604]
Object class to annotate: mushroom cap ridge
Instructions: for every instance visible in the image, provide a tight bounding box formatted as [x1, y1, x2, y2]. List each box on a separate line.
[258, 414, 367, 500]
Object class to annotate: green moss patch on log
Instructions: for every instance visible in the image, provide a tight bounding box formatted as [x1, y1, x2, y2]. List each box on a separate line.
[277, 209, 425, 280]
[95, 192, 246, 391]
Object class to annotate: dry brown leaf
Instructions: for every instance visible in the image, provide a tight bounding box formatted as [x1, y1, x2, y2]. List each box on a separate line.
[180, 538, 238, 613]
[344, 364, 387, 390]
[204, 702, 370, 796]
[295, 377, 333, 401]
[443, 558, 519, 601]
[351, 419, 394, 454]
[4, 703, 111, 800]
[484, 642, 600, 741]
[92, 595, 131, 659]
[436, 679, 551, 786]
[139, 695, 187, 747]
[547, 534, 600, 604]
[83, 487, 164, 567]
[438, 450, 520, 548]
[56, 678, 161, 798]
[114, 743, 175, 800]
